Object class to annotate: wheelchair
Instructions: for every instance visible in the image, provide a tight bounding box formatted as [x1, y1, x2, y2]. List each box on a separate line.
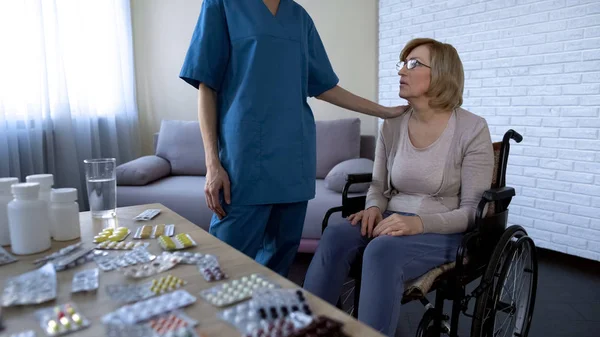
[320, 129, 538, 337]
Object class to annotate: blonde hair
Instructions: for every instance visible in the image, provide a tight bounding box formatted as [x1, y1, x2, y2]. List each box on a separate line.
[400, 38, 464, 110]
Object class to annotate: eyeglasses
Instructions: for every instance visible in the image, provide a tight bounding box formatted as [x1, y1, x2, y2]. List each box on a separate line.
[396, 58, 431, 71]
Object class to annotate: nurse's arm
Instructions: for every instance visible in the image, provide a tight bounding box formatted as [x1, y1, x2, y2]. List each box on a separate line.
[316, 85, 405, 119]
[198, 83, 230, 218]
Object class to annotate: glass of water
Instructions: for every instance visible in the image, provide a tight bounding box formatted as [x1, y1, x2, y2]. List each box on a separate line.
[84, 158, 117, 219]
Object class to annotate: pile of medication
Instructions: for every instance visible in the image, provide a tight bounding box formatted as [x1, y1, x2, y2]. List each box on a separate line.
[134, 224, 175, 239]
[35, 303, 90, 336]
[200, 274, 278, 307]
[158, 233, 197, 251]
[93, 227, 130, 243]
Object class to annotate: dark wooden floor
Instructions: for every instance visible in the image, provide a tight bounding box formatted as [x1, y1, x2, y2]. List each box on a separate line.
[289, 248, 600, 337]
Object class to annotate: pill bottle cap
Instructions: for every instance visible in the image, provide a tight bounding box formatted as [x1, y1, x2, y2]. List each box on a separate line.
[26, 174, 54, 190]
[0, 177, 19, 193]
[11, 183, 40, 200]
[51, 188, 78, 203]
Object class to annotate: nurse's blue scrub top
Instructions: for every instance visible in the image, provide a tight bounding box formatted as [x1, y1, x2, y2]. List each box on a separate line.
[180, 0, 339, 206]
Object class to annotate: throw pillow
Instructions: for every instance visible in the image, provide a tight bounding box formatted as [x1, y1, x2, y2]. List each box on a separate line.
[324, 158, 374, 193]
[116, 156, 171, 186]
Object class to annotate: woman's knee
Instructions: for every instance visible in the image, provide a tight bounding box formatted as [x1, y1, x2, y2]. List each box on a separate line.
[318, 222, 362, 254]
[363, 235, 404, 266]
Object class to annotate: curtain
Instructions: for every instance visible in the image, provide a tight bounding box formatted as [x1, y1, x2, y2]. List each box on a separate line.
[0, 0, 140, 210]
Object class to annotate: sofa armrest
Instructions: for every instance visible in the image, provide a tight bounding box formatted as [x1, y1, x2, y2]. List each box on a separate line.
[116, 155, 171, 186]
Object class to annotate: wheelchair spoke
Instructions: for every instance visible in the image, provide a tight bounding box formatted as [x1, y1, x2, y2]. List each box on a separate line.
[341, 287, 354, 305]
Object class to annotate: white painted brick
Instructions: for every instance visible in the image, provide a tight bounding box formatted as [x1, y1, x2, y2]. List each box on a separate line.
[523, 167, 556, 179]
[552, 233, 588, 248]
[482, 58, 512, 69]
[592, 219, 600, 231]
[512, 97, 544, 106]
[507, 174, 537, 187]
[570, 226, 600, 243]
[531, 0, 566, 11]
[566, 247, 600, 261]
[565, 38, 600, 51]
[509, 214, 535, 227]
[549, 5, 588, 20]
[529, 64, 564, 75]
[557, 171, 595, 183]
[544, 52, 582, 64]
[512, 76, 545, 86]
[563, 84, 600, 95]
[558, 149, 597, 161]
[509, 205, 523, 215]
[465, 79, 483, 88]
[578, 118, 600, 128]
[523, 147, 558, 158]
[537, 178, 571, 192]
[498, 87, 528, 96]
[537, 199, 572, 213]
[555, 191, 592, 206]
[575, 162, 600, 176]
[593, 197, 600, 208]
[497, 107, 527, 116]
[527, 209, 555, 222]
[571, 205, 600, 218]
[576, 140, 600, 151]
[535, 239, 568, 253]
[571, 183, 600, 197]
[582, 72, 600, 83]
[510, 117, 543, 126]
[512, 195, 536, 207]
[560, 128, 598, 139]
[516, 12, 549, 26]
[380, 13, 403, 24]
[531, 20, 568, 33]
[522, 187, 555, 199]
[583, 50, 600, 61]
[498, 67, 530, 77]
[580, 96, 600, 106]
[522, 227, 553, 241]
[527, 86, 562, 96]
[560, 107, 597, 117]
[474, 107, 496, 116]
[520, 136, 540, 147]
[486, 97, 512, 106]
[528, 42, 565, 55]
[541, 118, 577, 128]
[507, 165, 525, 176]
[554, 213, 591, 228]
[468, 88, 497, 97]
[568, 14, 600, 28]
[498, 47, 529, 58]
[565, 60, 600, 73]
[509, 155, 540, 167]
[481, 78, 510, 87]
[527, 107, 560, 116]
[585, 27, 600, 38]
[535, 219, 568, 233]
[588, 2, 600, 14]
[514, 35, 546, 47]
[486, 0, 518, 10]
[539, 158, 573, 170]
[485, 116, 511, 125]
[538, 135, 573, 148]
[590, 241, 600, 253]
[548, 74, 582, 84]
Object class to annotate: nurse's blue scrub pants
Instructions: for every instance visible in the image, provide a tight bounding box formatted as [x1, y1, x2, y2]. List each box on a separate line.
[209, 201, 308, 277]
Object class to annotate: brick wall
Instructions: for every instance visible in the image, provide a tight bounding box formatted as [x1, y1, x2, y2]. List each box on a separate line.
[378, 0, 600, 261]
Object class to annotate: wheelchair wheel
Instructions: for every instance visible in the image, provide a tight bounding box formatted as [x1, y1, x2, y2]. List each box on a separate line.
[415, 309, 443, 337]
[471, 225, 538, 337]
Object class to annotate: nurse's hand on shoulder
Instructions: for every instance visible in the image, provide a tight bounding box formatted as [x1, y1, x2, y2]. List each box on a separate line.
[348, 206, 382, 238]
[205, 164, 231, 220]
[372, 214, 424, 237]
[382, 105, 410, 119]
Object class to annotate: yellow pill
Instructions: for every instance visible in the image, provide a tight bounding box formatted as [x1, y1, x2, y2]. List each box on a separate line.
[94, 235, 108, 243]
[108, 235, 121, 242]
[116, 227, 128, 232]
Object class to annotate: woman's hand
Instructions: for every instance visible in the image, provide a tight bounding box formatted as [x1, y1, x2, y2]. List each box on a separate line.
[372, 213, 424, 237]
[348, 207, 382, 238]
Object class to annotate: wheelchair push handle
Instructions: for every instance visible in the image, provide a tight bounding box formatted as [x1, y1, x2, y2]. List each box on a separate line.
[503, 129, 523, 144]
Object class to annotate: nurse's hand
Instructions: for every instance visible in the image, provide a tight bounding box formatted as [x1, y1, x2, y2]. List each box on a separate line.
[382, 105, 410, 119]
[205, 164, 231, 219]
[348, 207, 382, 238]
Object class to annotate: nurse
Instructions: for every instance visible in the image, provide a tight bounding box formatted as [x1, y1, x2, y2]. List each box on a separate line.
[180, 0, 405, 277]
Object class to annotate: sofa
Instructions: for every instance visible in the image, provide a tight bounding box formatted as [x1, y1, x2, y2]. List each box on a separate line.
[116, 118, 375, 253]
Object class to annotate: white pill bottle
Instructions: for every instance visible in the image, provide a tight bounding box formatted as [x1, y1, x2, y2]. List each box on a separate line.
[7, 183, 51, 255]
[49, 188, 81, 241]
[0, 177, 19, 246]
[26, 174, 53, 237]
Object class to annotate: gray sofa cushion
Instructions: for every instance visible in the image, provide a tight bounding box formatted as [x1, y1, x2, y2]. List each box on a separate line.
[156, 120, 206, 176]
[302, 179, 365, 239]
[316, 118, 361, 179]
[324, 158, 374, 193]
[117, 176, 212, 230]
[116, 155, 171, 186]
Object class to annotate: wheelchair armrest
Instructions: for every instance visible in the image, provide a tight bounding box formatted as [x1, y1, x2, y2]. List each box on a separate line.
[341, 173, 372, 218]
[342, 173, 373, 200]
[482, 186, 515, 202]
[455, 230, 482, 280]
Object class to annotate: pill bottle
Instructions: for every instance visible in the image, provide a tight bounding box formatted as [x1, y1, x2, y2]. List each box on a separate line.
[49, 188, 81, 241]
[25, 174, 53, 237]
[7, 183, 51, 255]
[0, 177, 19, 246]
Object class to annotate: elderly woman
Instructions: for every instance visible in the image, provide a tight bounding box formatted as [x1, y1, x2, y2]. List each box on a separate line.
[303, 38, 494, 336]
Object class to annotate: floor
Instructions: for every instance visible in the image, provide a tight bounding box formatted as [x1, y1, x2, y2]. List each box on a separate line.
[288, 248, 600, 337]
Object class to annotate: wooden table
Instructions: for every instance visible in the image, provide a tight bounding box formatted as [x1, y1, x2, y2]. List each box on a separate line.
[0, 203, 384, 337]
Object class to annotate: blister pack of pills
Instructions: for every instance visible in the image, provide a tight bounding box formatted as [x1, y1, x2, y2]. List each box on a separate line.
[220, 289, 313, 336]
[33, 243, 82, 265]
[147, 311, 198, 336]
[241, 312, 314, 337]
[134, 224, 175, 239]
[71, 268, 99, 293]
[107, 274, 186, 303]
[2, 263, 57, 307]
[93, 227, 130, 244]
[158, 234, 197, 251]
[122, 252, 182, 279]
[35, 302, 90, 336]
[134, 209, 161, 221]
[54, 247, 101, 272]
[170, 251, 204, 264]
[9, 330, 36, 337]
[104, 323, 156, 337]
[94, 246, 156, 272]
[96, 241, 148, 250]
[199, 274, 278, 308]
[287, 316, 349, 337]
[102, 290, 197, 325]
[197, 254, 227, 282]
[0, 246, 17, 266]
